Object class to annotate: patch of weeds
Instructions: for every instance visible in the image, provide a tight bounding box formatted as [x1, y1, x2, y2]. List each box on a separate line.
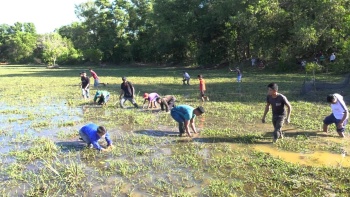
[57, 130, 78, 140]
[130, 135, 158, 146]
[203, 179, 242, 196]
[5, 162, 26, 181]
[30, 121, 50, 129]
[9, 137, 58, 163]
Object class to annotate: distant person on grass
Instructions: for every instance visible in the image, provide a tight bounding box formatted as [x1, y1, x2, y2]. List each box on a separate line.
[143, 92, 160, 109]
[89, 68, 106, 88]
[94, 90, 110, 105]
[182, 71, 190, 85]
[119, 77, 139, 108]
[229, 67, 242, 82]
[156, 95, 176, 112]
[330, 53, 336, 63]
[79, 123, 113, 151]
[323, 94, 348, 138]
[80, 71, 90, 100]
[262, 83, 292, 143]
[198, 74, 209, 102]
[171, 105, 205, 137]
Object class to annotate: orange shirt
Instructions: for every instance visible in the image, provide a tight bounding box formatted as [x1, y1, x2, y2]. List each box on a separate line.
[199, 79, 206, 91]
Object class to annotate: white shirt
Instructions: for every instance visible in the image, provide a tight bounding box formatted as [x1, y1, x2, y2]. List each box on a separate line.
[331, 93, 348, 119]
[183, 72, 190, 79]
[330, 54, 336, 61]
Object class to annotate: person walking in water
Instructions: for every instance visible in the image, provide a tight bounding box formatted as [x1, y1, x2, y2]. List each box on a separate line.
[262, 83, 292, 143]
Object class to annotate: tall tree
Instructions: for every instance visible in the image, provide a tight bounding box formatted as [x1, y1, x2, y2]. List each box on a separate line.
[41, 33, 70, 65]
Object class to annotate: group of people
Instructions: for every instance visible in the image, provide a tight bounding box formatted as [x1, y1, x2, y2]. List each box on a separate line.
[262, 83, 348, 143]
[79, 71, 209, 151]
[79, 69, 348, 151]
[299, 52, 336, 70]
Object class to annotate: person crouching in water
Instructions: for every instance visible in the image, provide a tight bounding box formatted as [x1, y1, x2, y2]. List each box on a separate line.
[156, 95, 176, 112]
[94, 90, 110, 105]
[79, 123, 113, 151]
[171, 105, 205, 137]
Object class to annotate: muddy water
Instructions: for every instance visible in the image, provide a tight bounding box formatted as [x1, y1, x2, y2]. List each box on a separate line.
[253, 144, 350, 167]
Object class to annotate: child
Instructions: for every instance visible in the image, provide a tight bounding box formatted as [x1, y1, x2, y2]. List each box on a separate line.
[156, 95, 176, 112]
[198, 74, 209, 102]
[262, 83, 292, 143]
[182, 71, 190, 85]
[323, 93, 348, 138]
[79, 123, 113, 151]
[229, 67, 242, 82]
[143, 92, 160, 108]
[93, 90, 110, 105]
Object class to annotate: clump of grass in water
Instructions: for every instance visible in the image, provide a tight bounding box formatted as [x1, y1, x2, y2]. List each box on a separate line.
[9, 137, 58, 163]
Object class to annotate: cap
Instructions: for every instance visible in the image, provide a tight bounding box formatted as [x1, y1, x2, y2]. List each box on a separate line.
[122, 76, 127, 80]
[80, 71, 86, 74]
[143, 93, 149, 98]
[196, 106, 205, 114]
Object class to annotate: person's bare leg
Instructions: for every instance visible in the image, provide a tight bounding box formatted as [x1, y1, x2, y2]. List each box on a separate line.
[338, 132, 345, 138]
[323, 124, 328, 133]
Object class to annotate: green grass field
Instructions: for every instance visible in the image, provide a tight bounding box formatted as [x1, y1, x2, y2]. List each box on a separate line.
[0, 64, 350, 196]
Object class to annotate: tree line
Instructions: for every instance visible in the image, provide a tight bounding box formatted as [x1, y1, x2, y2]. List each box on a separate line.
[1, 0, 350, 70]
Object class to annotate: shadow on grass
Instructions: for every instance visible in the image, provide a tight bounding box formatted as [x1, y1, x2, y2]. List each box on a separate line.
[191, 136, 272, 144]
[134, 129, 179, 137]
[56, 141, 86, 152]
[263, 130, 327, 138]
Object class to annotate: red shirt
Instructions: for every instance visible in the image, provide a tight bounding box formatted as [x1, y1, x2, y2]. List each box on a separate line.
[199, 79, 206, 91]
[90, 70, 99, 80]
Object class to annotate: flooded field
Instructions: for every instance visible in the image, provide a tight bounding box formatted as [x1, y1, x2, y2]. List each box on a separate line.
[1, 65, 350, 196]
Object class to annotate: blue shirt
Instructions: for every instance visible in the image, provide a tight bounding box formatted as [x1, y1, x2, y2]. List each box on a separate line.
[172, 105, 196, 120]
[80, 123, 112, 150]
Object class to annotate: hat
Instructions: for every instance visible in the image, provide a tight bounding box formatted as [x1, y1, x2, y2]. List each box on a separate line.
[80, 71, 86, 74]
[122, 76, 127, 80]
[196, 106, 205, 114]
[143, 93, 149, 98]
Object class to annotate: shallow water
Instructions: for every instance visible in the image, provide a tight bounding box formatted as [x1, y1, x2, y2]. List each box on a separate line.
[253, 144, 350, 167]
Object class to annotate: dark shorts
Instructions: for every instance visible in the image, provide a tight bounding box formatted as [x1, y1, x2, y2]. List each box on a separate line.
[200, 90, 205, 97]
[323, 113, 348, 132]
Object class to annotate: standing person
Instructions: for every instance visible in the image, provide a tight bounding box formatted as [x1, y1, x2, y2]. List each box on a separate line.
[143, 92, 160, 109]
[93, 90, 110, 105]
[319, 54, 325, 65]
[251, 57, 256, 67]
[79, 123, 113, 151]
[198, 74, 209, 102]
[80, 71, 90, 100]
[229, 67, 242, 82]
[89, 68, 106, 88]
[330, 53, 336, 63]
[262, 83, 292, 143]
[323, 94, 348, 138]
[119, 77, 139, 108]
[156, 95, 176, 112]
[171, 105, 205, 137]
[182, 71, 190, 85]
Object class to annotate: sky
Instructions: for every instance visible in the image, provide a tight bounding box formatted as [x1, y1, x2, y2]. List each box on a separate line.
[0, 0, 88, 34]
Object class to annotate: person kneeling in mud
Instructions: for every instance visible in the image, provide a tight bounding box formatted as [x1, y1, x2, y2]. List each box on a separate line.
[94, 90, 110, 105]
[156, 95, 176, 112]
[79, 123, 113, 151]
[171, 105, 205, 137]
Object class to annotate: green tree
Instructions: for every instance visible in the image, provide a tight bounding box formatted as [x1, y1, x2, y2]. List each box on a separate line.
[41, 33, 70, 65]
